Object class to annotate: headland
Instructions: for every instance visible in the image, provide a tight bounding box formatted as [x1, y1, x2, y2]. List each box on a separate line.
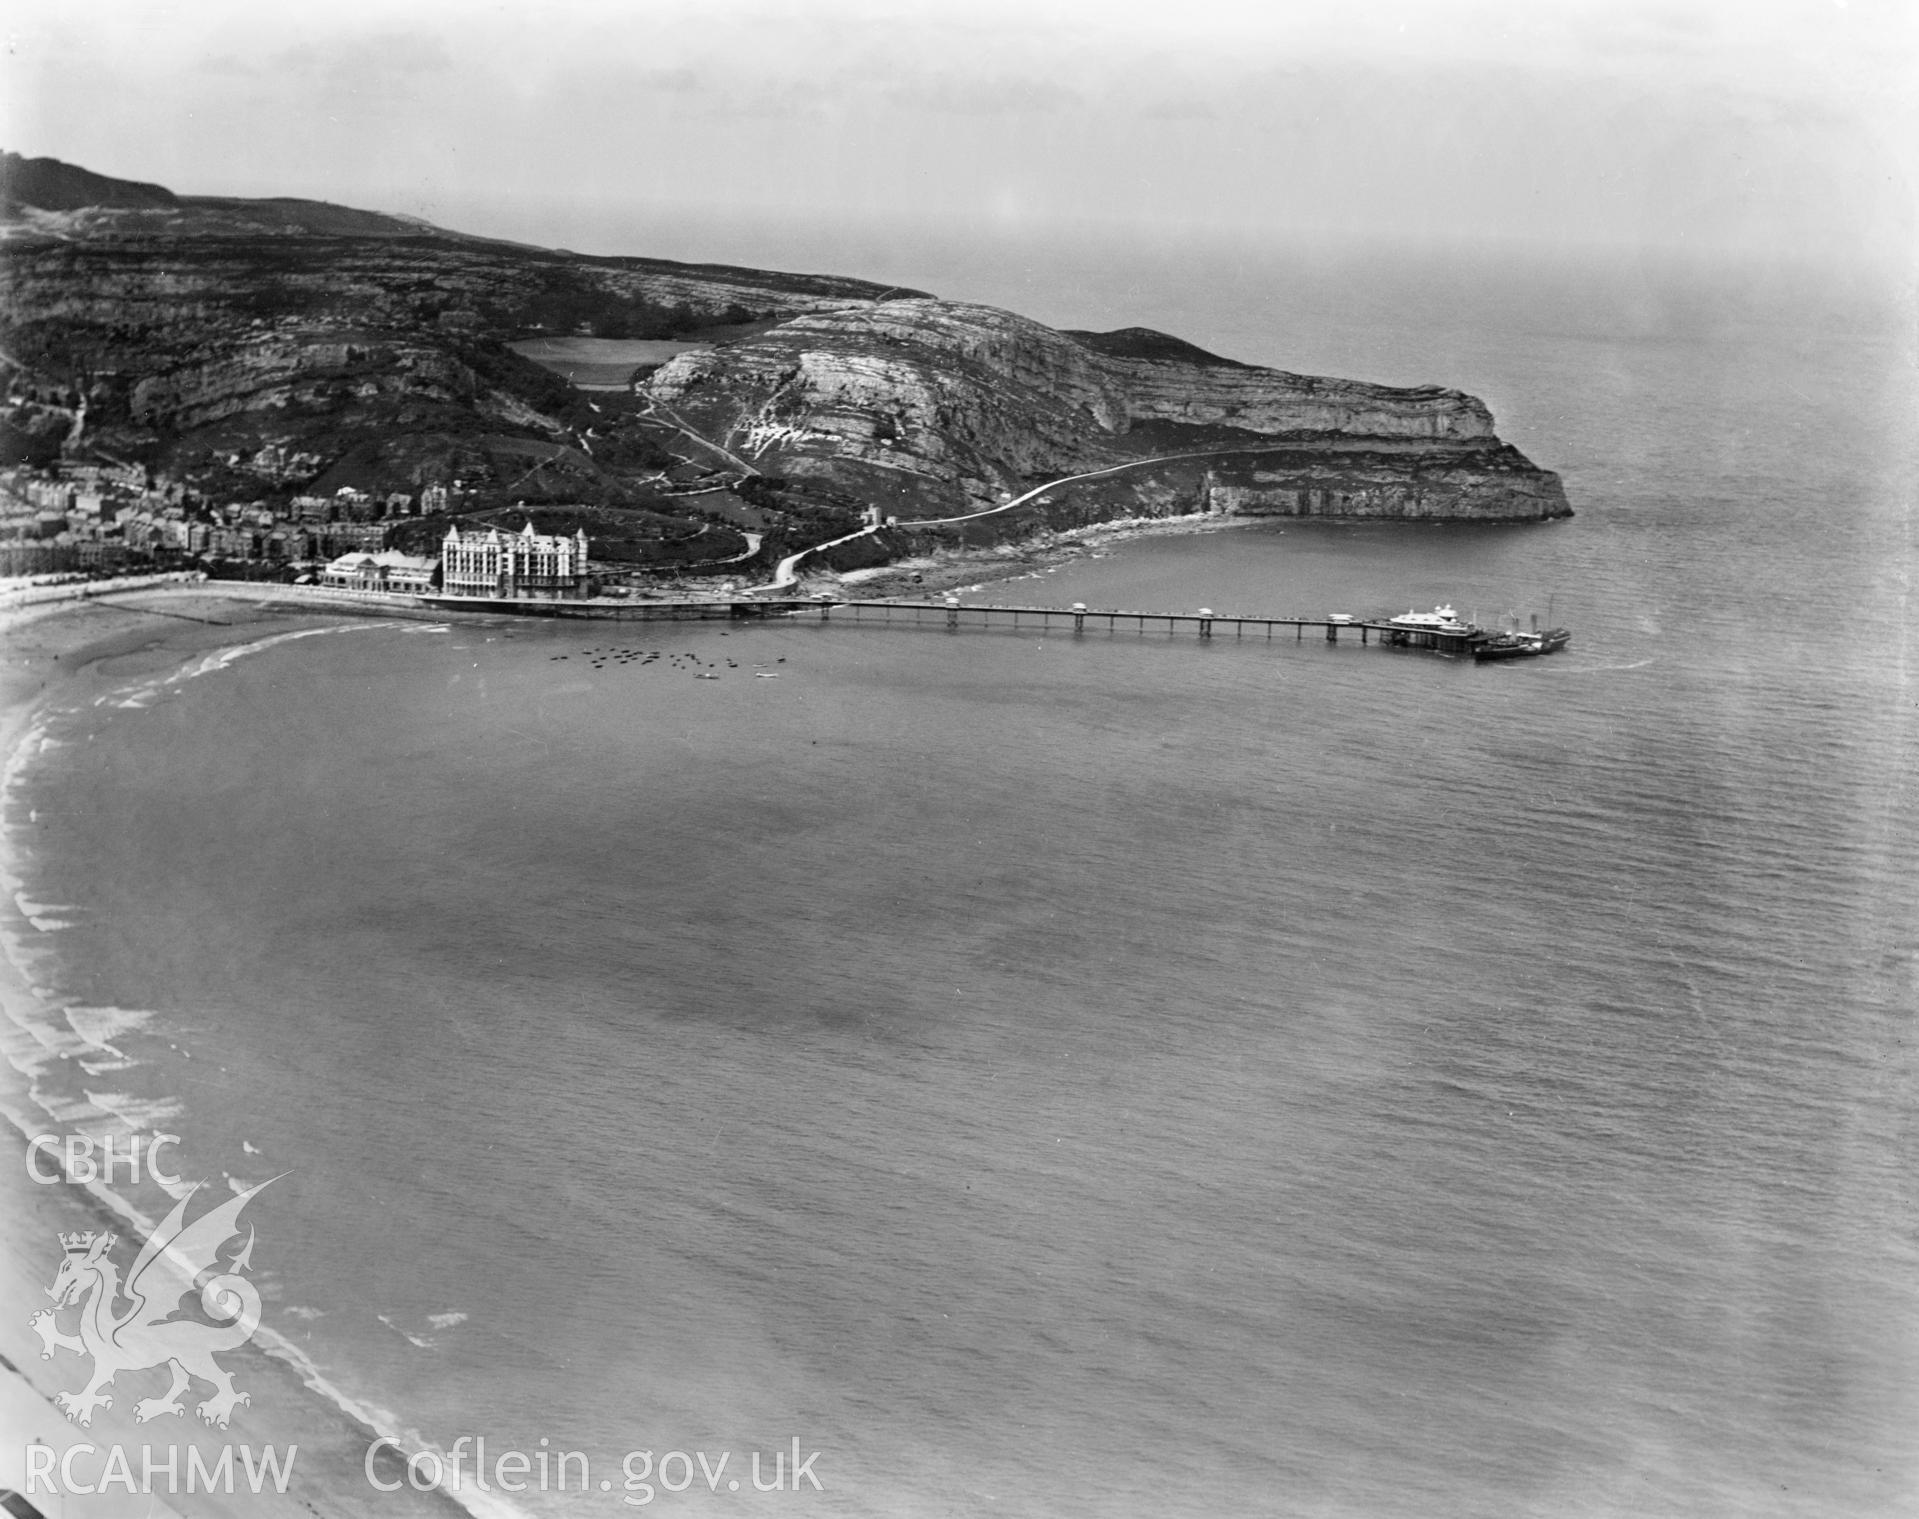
[2, 150, 1569, 607]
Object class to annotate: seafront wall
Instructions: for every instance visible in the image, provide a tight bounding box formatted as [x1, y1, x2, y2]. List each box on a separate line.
[0, 570, 205, 612]
[179, 581, 451, 617]
[0, 577, 454, 625]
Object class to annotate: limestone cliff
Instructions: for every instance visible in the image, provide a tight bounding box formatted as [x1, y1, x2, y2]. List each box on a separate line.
[0, 196, 916, 501]
[645, 299, 1568, 522]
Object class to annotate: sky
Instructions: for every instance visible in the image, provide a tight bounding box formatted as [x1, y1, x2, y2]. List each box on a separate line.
[2, 0, 1913, 271]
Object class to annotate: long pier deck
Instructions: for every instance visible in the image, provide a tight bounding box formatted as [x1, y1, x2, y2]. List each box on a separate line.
[780, 598, 1439, 646]
[420, 593, 1484, 652]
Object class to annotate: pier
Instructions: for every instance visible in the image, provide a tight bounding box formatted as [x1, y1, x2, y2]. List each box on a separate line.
[779, 597, 1401, 642]
[420, 592, 1488, 653]
[773, 599, 1490, 652]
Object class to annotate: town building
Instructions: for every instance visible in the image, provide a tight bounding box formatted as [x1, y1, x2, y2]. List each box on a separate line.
[441, 522, 591, 599]
[321, 548, 439, 595]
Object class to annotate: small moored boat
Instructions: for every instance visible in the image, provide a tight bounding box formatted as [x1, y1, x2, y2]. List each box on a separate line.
[1473, 632, 1543, 662]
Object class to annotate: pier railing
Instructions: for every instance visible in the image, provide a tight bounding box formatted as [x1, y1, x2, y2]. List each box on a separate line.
[764, 598, 1479, 649]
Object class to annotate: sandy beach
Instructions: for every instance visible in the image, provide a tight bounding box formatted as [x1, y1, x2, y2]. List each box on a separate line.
[0, 588, 470, 1518]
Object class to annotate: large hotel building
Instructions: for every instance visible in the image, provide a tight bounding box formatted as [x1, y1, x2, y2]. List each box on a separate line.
[442, 522, 591, 599]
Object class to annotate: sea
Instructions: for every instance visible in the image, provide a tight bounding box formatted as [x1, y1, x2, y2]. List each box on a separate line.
[2, 228, 1914, 1517]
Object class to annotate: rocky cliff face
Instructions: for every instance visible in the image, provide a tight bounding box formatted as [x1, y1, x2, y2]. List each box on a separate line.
[1200, 446, 1570, 520]
[644, 299, 1567, 521]
[0, 219, 915, 488]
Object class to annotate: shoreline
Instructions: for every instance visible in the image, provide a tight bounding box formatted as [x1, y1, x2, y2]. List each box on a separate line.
[0, 590, 476, 1518]
[822, 510, 1251, 601]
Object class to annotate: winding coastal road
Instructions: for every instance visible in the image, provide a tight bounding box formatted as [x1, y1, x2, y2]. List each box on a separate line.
[754, 446, 1259, 592]
[690, 529, 764, 569]
[762, 524, 879, 591]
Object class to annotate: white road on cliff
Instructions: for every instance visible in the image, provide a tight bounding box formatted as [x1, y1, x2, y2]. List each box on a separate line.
[691, 530, 764, 569]
[755, 447, 1266, 592]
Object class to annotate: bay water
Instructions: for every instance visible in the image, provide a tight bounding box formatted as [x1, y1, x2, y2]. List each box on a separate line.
[4, 238, 1914, 1516]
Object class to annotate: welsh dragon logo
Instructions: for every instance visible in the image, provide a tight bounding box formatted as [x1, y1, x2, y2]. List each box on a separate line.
[30, 1176, 280, 1428]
